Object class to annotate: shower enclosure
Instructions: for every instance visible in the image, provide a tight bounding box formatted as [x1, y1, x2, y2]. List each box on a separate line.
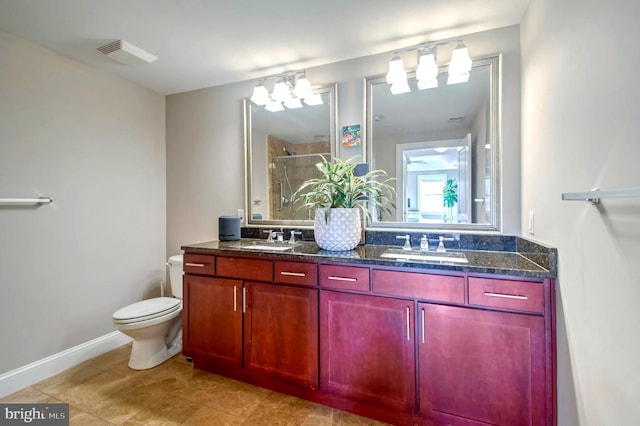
[270, 152, 329, 220]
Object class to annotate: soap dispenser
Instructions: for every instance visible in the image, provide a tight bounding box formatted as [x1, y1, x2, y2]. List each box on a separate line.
[436, 236, 446, 253]
[420, 235, 429, 252]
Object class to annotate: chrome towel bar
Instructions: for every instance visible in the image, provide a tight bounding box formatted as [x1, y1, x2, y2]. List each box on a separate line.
[561, 187, 640, 205]
[0, 197, 53, 205]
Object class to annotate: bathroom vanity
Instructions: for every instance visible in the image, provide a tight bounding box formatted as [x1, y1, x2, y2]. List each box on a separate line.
[180, 237, 556, 426]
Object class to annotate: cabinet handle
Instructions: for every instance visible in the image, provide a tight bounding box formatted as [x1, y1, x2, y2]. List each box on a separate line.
[484, 291, 528, 300]
[406, 307, 411, 341]
[233, 286, 237, 312]
[327, 276, 357, 282]
[185, 262, 205, 268]
[421, 308, 425, 344]
[280, 271, 306, 277]
[242, 287, 247, 313]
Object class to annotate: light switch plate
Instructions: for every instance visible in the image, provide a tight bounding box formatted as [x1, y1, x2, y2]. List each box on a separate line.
[528, 211, 535, 235]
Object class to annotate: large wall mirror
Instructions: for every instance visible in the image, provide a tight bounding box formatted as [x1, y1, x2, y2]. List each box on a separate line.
[245, 84, 338, 226]
[366, 54, 501, 232]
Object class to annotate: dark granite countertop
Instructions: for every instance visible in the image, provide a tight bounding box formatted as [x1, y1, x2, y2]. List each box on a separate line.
[181, 238, 556, 279]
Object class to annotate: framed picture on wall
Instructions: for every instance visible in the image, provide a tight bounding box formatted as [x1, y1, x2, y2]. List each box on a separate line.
[342, 124, 361, 147]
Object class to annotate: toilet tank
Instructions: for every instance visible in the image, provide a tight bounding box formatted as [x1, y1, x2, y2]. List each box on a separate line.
[167, 254, 184, 298]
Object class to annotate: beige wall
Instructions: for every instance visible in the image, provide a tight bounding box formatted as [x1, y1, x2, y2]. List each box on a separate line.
[0, 30, 166, 373]
[521, 0, 640, 424]
[166, 83, 247, 256]
[167, 25, 522, 255]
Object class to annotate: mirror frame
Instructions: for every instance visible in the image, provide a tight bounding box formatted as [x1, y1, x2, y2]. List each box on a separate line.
[244, 83, 339, 227]
[365, 54, 502, 233]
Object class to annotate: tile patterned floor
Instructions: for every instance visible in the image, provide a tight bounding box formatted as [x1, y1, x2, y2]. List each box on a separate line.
[1, 344, 388, 425]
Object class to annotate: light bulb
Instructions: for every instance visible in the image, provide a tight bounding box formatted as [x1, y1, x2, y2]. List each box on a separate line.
[284, 97, 303, 109]
[448, 41, 472, 77]
[294, 73, 313, 99]
[447, 72, 470, 85]
[304, 94, 324, 106]
[250, 83, 270, 105]
[271, 78, 291, 102]
[385, 54, 407, 85]
[390, 81, 410, 95]
[265, 100, 284, 112]
[416, 48, 439, 90]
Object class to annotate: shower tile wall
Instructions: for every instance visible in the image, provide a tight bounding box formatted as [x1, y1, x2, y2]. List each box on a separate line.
[267, 136, 330, 220]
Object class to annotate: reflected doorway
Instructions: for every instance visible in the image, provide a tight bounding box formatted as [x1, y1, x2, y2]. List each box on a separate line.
[395, 135, 474, 224]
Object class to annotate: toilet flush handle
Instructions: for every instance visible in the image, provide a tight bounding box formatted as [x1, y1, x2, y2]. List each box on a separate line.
[162, 262, 171, 298]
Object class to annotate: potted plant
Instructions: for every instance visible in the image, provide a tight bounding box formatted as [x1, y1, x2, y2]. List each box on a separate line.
[291, 157, 395, 251]
[442, 178, 458, 223]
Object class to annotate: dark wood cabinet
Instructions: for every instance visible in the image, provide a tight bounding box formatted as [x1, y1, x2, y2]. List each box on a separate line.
[418, 302, 546, 425]
[244, 281, 318, 389]
[182, 251, 555, 426]
[183, 256, 319, 390]
[320, 290, 416, 413]
[182, 274, 242, 370]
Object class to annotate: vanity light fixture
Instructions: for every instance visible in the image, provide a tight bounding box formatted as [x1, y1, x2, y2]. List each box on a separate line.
[250, 81, 270, 106]
[250, 69, 322, 111]
[416, 46, 438, 90]
[447, 41, 472, 84]
[385, 39, 473, 94]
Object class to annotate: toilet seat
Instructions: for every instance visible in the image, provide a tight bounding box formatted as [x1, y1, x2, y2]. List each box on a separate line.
[113, 297, 181, 324]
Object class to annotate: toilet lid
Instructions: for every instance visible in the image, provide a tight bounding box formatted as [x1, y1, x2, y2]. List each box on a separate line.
[113, 297, 181, 324]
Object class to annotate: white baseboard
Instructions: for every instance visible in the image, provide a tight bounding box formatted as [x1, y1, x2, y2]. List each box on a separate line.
[0, 331, 132, 398]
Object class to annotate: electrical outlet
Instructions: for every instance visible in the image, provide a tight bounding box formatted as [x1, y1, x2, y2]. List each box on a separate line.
[237, 209, 244, 221]
[528, 211, 535, 235]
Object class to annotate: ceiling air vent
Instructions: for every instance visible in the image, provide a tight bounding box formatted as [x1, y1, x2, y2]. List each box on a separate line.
[448, 116, 465, 122]
[97, 40, 158, 65]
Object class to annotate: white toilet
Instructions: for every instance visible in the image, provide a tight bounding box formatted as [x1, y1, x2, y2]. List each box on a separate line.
[112, 254, 184, 370]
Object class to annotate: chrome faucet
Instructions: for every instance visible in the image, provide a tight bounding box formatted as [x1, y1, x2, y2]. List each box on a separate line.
[288, 230, 302, 244]
[436, 235, 458, 253]
[264, 229, 275, 243]
[396, 234, 412, 250]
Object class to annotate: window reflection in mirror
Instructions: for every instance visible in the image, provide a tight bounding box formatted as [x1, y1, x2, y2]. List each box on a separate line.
[367, 55, 500, 231]
[245, 85, 337, 226]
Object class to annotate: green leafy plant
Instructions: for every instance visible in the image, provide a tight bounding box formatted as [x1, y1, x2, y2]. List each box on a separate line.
[291, 156, 396, 222]
[443, 178, 458, 222]
[443, 178, 458, 208]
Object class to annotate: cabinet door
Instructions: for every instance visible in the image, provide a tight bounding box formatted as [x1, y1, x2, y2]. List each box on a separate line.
[183, 274, 242, 369]
[418, 303, 546, 426]
[244, 282, 319, 389]
[320, 291, 416, 413]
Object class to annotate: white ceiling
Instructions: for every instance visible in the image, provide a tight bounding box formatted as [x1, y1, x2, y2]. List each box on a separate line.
[0, 0, 529, 95]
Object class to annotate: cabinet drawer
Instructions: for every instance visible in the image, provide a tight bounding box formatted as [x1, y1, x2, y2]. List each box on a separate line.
[319, 264, 370, 292]
[183, 253, 215, 276]
[274, 261, 317, 286]
[217, 257, 273, 282]
[468, 277, 544, 314]
[372, 270, 464, 304]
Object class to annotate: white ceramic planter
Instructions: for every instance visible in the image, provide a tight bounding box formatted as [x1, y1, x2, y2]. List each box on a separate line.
[314, 208, 362, 251]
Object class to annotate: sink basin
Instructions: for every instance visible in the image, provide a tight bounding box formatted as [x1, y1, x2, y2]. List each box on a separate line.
[241, 244, 294, 251]
[380, 249, 469, 264]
